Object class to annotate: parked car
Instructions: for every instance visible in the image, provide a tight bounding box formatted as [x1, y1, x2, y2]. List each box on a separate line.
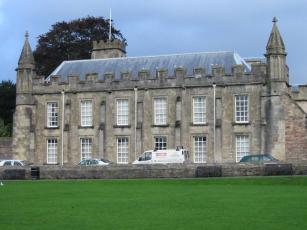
[239, 154, 278, 163]
[78, 158, 109, 166]
[0, 160, 25, 167]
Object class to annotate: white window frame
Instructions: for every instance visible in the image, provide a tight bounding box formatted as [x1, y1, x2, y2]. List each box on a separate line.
[154, 97, 167, 125]
[117, 137, 129, 164]
[235, 95, 249, 123]
[154, 136, 167, 150]
[192, 96, 206, 124]
[80, 100, 93, 127]
[235, 135, 249, 162]
[47, 138, 58, 164]
[194, 136, 207, 163]
[80, 138, 92, 160]
[47, 102, 58, 127]
[117, 99, 129, 126]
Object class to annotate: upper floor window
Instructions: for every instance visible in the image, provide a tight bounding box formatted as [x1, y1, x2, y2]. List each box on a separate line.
[155, 136, 167, 150]
[80, 138, 92, 160]
[47, 102, 58, 127]
[154, 97, 167, 125]
[117, 99, 129, 126]
[235, 95, 248, 123]
[193, 96, 206, 124]
[80, 100, 93, 127]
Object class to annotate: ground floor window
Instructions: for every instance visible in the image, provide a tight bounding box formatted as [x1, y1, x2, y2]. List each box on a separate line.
[194, 136, 207, 163]
[154, 136, 167, 150]
[81, 138, 92, 160]
[236, 135, 249, 162]
[117, 137, 129, 164]
[47, 139, 58, 164]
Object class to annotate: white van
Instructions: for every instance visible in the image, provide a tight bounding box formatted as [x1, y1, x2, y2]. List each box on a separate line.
[133, 147, 190, 164]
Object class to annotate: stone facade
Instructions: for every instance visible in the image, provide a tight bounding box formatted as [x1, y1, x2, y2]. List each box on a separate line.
[12, 18, 307, 165]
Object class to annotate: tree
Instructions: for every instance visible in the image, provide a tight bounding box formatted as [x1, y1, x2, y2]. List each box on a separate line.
[0, 80, 15, 137]
[33, 16, 126, 76]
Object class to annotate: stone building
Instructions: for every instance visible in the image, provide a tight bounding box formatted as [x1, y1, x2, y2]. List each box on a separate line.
[12, 18, 307, 165]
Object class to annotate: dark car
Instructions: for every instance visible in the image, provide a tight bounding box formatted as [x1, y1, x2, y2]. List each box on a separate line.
[239, 154, 278, 163]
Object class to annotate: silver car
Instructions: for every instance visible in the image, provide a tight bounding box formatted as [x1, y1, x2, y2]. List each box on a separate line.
[0, 160, 25, 166]
[78, 158, 109, 166]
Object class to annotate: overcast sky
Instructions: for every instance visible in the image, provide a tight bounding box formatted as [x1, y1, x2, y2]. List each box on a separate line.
[0, 0, 306, 85]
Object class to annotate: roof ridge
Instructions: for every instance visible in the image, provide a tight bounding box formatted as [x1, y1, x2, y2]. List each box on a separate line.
[63, 50, 235, 64]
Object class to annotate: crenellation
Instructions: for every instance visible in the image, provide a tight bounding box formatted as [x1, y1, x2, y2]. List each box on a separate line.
[92, 39, 126, 51]
[232, 64, 244, 77]
[68, 74, 79, 84]
[156, 68, 168, 79]
[138, 69, 150, 80]
[212, 65, 225, 77]
[193, 67, 206, 78]
[174, 67, 186, 79]
[121, 71, 131, 81]
[104, 72, 114, 82]
[85, 73, 98, 82]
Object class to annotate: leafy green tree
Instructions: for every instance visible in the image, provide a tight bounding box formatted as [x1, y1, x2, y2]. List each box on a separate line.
[0, 118, 12, 137]
[33, 16, 126, 77]
[0, 80, 15, 136]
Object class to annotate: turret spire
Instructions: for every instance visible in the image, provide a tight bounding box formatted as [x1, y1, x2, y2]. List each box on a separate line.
[18, 31, 35, 67]
[266, 17, 286, 56]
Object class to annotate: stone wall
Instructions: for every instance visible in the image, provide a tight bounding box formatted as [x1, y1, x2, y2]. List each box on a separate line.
[0, 137, 12, 159]
[1, 163, 306, 180]
[284, 95, 307, 162]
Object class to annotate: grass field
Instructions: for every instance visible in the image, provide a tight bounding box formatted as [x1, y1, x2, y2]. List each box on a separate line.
[1, 176, 307, 230]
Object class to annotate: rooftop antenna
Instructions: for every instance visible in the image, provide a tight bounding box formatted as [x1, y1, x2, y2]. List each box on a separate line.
[108, 8, 112, 40]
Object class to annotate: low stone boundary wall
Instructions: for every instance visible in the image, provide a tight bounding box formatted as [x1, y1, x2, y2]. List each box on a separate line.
[1, 163, 307, 180]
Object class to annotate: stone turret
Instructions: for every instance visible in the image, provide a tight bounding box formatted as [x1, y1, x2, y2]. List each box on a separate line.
[12, 32, 36, 161]
[265, 17, 289, 85]
[91, 39, 126, 59]
[16, 31, 35, 104]
[264, 18, 289, 161]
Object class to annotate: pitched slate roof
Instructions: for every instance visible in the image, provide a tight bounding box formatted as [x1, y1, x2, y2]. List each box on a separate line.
[50, 51, 251, 80]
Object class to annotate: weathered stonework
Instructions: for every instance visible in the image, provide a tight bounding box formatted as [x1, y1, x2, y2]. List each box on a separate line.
[12, 19, 307, 165]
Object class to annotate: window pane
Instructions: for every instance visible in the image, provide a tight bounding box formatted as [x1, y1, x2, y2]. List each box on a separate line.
[47, 139, 57, 164]
[235, 95, 248, 122]
[117, 99, 129, 125]
[193, 97, 206, 124]
[154, 98, 167, 125]
[81, 100, 93, 127]
[236, 135, 249, 162]
[47, 102, 58, 127]
[194, 136, 207, 163]
[81, 138, 92, 160]
[117, 137, 129, 164]
[155, 137, 167, 150]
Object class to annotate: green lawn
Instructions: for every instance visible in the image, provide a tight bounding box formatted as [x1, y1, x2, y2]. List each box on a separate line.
[1, 177, 307, 230]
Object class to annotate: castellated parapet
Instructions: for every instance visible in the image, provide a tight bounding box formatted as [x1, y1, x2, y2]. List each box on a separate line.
[33, 63, 267, 93]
